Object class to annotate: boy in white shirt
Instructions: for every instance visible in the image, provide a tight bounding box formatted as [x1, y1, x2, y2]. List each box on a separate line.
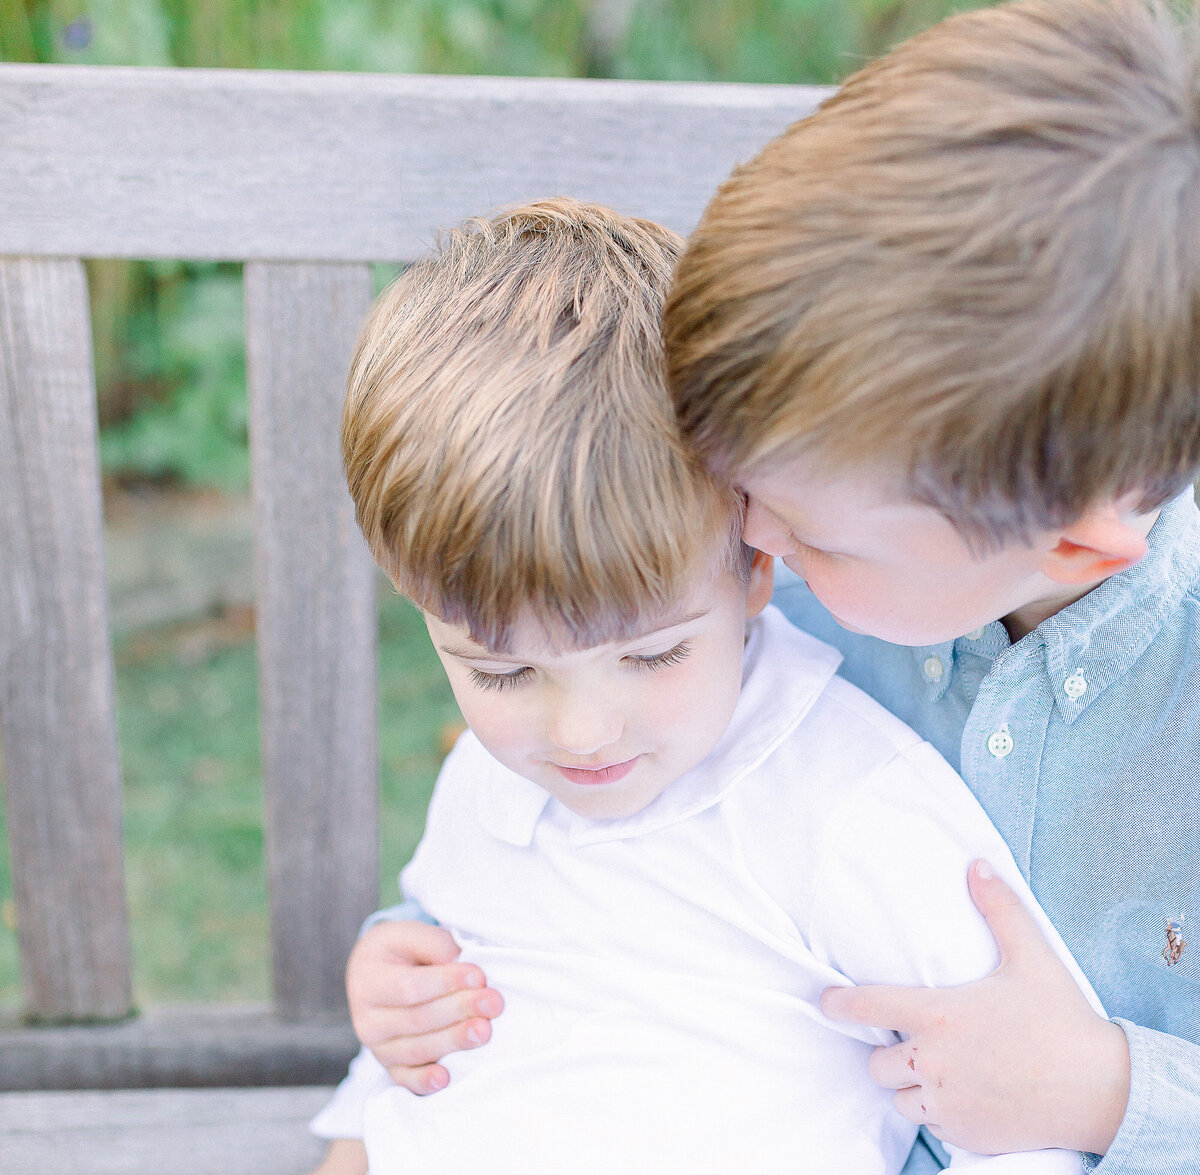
[310, 197, 1099, 1174]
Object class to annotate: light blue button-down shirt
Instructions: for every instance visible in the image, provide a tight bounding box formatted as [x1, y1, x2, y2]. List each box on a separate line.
[773, 488, 1200, 1174]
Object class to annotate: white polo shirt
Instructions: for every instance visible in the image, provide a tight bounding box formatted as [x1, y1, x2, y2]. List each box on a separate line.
[313, 606, 1099, 1174]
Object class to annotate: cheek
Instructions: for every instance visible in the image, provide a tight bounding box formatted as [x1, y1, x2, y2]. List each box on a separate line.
[447, 684, 530, 759]
[643, 646, 743, 752]
[795, 557, 868, 613]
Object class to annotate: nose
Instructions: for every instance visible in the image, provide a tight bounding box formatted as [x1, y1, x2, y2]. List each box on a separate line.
[742, 496, 798, 558]
[545, 688, 623, 757]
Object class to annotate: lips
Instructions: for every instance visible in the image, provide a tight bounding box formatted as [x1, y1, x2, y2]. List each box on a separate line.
[554, 756, 639, 786]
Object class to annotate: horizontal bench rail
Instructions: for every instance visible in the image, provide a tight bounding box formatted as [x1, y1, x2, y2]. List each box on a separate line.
[0, 1005, 357, 1091]
[0, 64, 827, 261]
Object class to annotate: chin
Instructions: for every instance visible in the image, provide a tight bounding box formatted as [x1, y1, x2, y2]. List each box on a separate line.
[843, 616, 956, 647]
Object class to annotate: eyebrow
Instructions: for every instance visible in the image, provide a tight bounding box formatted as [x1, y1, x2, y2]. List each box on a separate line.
[436, 608, 711, 662]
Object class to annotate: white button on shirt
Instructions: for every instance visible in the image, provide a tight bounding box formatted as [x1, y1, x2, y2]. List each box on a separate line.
[923, 655, 944, 682]
[988, 726, 1015, 758]
[1064, 670, 1088, 699]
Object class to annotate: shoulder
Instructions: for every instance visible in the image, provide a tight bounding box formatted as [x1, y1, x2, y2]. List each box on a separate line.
[758, 661, 929, 791]
[730, 650, 1001, 934]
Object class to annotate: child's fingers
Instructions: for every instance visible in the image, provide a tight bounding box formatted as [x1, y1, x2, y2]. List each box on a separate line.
[355, 982, 504, 1046]
[358, 919, 463, 968]
[967, 859, 1055, 970]
[361, 960, 489, 1012]
[891, 1084, 943, 1132]
[867, 1039, 922, 1090]
[372, 1013, 495, 1069]
[820, 982, 932, 1032]
[385, 1060, 451, 1097]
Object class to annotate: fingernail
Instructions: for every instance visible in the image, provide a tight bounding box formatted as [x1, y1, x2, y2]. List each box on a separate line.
[427, 1069, 448, 1092]
[462, 970, 485, 989]
[466, 1023, 488, 1045]
[975, 858, 995, 880]
[478, 992, 501, 1017]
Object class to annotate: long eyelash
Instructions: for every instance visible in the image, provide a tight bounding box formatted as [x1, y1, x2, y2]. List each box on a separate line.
[468, 666, 533, 692]
[628, 641, 692, 672]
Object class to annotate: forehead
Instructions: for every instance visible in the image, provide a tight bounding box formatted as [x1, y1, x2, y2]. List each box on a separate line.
[424, 566, 738, 661]
[740, 462, 910, 530]
[739, 460, 1002, 568]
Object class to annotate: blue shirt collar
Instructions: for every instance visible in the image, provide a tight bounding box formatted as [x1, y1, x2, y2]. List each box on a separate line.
[907, 489, 1200, 722]
[1037, 489, 1200, 723]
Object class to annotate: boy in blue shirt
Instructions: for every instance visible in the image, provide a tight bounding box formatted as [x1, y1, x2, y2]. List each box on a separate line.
[341, 1, 1198, 1171]
[664, 0, 1199, 1169]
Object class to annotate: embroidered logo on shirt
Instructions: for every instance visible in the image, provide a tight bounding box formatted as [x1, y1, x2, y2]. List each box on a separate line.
[1163, 915, 1186, 967]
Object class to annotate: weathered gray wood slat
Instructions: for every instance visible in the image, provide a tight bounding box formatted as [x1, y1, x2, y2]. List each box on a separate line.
[0, 257, 132, 1022]
[0, 1086, 333, 1175]
[245, 262, 378, 1018]
[0, 1004, 358, 1091]
[0, 64, 828, 261]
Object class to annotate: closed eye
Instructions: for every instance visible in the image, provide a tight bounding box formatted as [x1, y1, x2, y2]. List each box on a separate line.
[626, 641, 691, 671]
[468, 665, 533, 692]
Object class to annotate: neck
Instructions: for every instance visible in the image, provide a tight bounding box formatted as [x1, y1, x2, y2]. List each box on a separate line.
[1002, 504, 1163, 641]
[1002, 583, 1099, 642]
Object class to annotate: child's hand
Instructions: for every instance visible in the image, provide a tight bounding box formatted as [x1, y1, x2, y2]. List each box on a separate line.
[347, 920, 504, 1094]
[821, 861, 1130, 1156]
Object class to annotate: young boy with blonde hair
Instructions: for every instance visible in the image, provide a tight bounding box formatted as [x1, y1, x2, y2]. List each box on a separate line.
[342, 3, 1198, 1173]
[308, 198, 1099, 1174]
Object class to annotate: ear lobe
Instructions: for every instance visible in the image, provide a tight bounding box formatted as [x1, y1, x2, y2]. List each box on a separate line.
[745, 548, 775, 619]
[1041, 506, 1149, 586]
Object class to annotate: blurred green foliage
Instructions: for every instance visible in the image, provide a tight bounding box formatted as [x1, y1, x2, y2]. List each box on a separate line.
[1, 0, 990, 490]
[98, 262, 249, 490]
[0, 591, 458, 1006]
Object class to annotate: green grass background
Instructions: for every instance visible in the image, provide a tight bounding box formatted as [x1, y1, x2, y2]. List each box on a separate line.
[0, 590, 460, 1008]
[0, 0, 992, 1010]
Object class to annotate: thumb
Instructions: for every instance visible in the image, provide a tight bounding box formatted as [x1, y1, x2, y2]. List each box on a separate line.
[968, 858, 1055, 969]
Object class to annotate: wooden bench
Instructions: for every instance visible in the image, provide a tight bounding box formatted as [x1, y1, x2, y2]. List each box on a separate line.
[0, 63, 825, 1172]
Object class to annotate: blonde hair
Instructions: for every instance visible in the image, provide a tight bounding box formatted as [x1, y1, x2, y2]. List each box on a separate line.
[667, 0, 1200, 544]
[344, 198, 747, 650]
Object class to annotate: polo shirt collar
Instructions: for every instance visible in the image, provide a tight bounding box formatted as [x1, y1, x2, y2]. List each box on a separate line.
[1036, 488, 1200, 724]
[478, 604, 843, 847]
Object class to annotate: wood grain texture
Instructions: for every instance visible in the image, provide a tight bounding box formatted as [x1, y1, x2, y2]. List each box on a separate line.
[0, 64, 828, 261]
[0, 1004, 358, 1090]
[0, 1086, 333, 1174]
[0, 257, 132, 1021]
[245, 262, 378, 1018]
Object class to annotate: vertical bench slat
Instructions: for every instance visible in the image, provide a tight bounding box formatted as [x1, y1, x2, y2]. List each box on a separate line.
[0, 257, 132, 1021]
[245, 261, 378, 1019]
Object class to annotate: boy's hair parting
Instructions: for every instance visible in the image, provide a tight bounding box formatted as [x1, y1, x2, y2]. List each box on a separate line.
[666, 0, 1200, 544]
[343, 197, 749, 651]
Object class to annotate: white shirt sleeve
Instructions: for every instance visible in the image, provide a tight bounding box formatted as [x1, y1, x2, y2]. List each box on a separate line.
[309, 1045, 394, 1140]
[805, 739, 1101, 1173]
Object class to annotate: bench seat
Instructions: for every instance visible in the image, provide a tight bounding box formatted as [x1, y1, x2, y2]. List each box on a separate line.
[0, 1087, 334, 1175]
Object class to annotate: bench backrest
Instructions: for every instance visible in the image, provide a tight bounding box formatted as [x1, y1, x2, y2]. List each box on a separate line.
[0, 63, 826, 1083]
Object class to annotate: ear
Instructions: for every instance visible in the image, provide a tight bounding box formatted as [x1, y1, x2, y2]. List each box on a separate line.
[744, 548, 775, 619]
[1040, 502, 1150, 586]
